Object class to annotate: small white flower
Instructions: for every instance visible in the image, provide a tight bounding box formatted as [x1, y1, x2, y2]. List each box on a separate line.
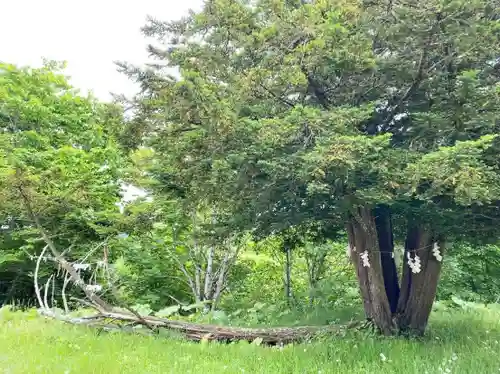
[380, 353, 387, 362]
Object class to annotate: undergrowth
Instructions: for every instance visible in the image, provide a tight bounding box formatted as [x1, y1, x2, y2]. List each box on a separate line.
[1, 301, 500, 373]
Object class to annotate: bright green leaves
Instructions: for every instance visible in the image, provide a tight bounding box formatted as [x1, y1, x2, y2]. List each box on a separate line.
[0, 61, 124, 247]
[303, 132, 401, 205]
[0, 62, 105, 150]
[407, 135, 500, 205]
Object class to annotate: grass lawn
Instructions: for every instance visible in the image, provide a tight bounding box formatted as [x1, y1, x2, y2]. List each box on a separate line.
[1, 303, 500, 374]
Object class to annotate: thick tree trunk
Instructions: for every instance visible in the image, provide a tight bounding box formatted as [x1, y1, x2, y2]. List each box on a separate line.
[396, 225, 444, 335]
[347, 206, 443, 336]
[347, 206, 394, 335]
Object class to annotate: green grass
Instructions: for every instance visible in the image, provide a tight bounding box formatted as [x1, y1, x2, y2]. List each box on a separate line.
[1, 303, 500, 373]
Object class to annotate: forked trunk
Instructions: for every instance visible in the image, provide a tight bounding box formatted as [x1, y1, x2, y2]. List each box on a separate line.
[348, 206, 444, 336]
[396, 225, 444, 335]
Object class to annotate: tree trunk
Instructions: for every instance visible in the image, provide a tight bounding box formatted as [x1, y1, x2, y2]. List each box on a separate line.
[305, 249, 327, 306]
[348, 204, 444, 336]
[396, 225, 444, 335]
[284, 244, 293, 304]
[374, 205, 400, 314]
[212, 250, 230, 310]
[347, 206, 394, 335]
[203, 245, 215, 311]
[43, 308, 344, 345]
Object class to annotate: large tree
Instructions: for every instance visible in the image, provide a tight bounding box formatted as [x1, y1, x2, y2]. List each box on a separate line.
[120, 0, 500, 335]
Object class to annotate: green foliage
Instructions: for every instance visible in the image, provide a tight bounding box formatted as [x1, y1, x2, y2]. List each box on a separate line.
[1, 0, 500, 343]
[0, 61, 124, 306]
[120, 0, 500, 244]
[113, 0, 500, 335]
[108, 234, 192, 310]
[438, 243, 500, 303]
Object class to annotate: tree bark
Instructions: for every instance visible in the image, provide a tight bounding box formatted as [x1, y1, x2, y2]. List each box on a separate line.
[41, 308, 344, 345]
[348, 204, 444, 336]
[203, 245, 215, 303]
[212, 250, 230, 310]
[284, 243, 293, 304]
[396, 225, 444, 335]
[347, 206, 394, 335]
[374, 205, 400, 314]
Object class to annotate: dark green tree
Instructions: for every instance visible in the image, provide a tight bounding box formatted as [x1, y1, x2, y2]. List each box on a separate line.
[119, 0, 500, 335]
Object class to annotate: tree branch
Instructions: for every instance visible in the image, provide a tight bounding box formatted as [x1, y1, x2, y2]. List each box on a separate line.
[17, 180, 112, 312]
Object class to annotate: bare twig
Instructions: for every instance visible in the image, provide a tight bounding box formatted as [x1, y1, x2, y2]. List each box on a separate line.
[166, 294, 185, 305]
[78, 239, 110, 264]
[43, 274, 54, 310]
[61, 271, 70, 314]
[51, 273, 56, 308]
[34, 245, 48, 309]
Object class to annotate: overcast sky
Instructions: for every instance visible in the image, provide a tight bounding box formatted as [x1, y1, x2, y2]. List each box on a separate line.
[0, 0, 202, 202]
[0, 0, 202, 101]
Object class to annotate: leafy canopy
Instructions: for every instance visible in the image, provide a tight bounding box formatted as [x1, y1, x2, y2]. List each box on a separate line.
[0, 61, 124, 253]
[121, 0, 500, 241]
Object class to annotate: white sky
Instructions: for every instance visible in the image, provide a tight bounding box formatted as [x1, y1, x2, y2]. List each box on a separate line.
[0, 0, 202, 101]
[1, 0, 202, 203]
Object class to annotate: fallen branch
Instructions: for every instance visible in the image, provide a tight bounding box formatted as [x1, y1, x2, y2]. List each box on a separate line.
[39, 308, 344, 344]
[23, 182, 345, 345]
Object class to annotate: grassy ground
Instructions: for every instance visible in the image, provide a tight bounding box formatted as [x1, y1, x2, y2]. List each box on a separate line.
[1, 303, 500, 374]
